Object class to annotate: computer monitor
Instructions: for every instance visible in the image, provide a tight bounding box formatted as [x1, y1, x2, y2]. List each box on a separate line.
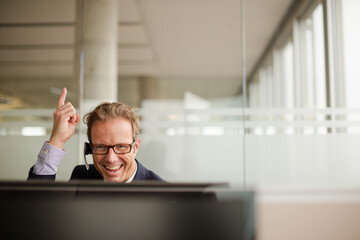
[1, 181, 254, 240]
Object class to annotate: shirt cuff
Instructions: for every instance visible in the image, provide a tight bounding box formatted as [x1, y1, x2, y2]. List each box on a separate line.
[33, 141, 65, 175]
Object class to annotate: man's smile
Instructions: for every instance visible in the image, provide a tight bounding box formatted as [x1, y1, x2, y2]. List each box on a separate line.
[103, 164, 123, 172]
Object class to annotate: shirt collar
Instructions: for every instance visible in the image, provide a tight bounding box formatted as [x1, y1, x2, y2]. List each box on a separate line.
[125, 161, 138, 183]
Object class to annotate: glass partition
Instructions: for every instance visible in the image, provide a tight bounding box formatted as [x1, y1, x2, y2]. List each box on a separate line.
[1, 0, 360, 187]
[0, 0, 80, 180]
[245, 0, 360, 186]
[117, 0, 245, 184]
[0, 0, 245, 184]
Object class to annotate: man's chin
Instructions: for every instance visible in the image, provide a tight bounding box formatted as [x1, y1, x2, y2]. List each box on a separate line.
[103, 175, 124, 182]
[95, 164, 125, 182]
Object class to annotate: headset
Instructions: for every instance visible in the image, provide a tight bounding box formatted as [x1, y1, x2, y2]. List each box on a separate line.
[83, 142, 92, 170]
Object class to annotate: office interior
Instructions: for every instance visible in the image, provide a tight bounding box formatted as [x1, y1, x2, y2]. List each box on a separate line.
[1, 0, 360, 239]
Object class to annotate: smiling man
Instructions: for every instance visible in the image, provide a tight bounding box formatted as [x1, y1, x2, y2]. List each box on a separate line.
[28, 88, 163, 182]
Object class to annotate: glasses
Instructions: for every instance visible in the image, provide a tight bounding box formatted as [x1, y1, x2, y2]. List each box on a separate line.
[91, 141, 135, 155]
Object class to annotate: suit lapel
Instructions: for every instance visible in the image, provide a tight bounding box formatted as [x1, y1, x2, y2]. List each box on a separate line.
[133, 160, 146, 181]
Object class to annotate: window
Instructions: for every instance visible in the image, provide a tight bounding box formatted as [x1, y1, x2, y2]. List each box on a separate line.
[298, 2, 327, 134]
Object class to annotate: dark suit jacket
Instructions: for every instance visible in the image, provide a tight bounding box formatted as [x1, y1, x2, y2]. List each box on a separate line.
[28, 160, 164, 182]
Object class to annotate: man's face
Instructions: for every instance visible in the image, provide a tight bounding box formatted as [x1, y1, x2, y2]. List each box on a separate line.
[91, 117, 140, 182]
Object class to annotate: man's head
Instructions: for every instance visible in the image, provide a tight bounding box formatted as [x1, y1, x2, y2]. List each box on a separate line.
[84, 102, 140, 182]
[84, 102, 140, 143]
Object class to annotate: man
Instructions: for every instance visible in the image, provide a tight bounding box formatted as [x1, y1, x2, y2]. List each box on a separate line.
[28, 88, 163, 182]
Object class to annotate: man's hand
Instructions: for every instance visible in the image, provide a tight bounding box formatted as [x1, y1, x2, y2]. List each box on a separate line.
[49, 88, 80, 149]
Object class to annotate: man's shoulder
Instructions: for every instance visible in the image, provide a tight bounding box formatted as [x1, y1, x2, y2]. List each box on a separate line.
[135, 160, 164, 181]
[70, 164, 103, 180]
[70, 161, 164, 182]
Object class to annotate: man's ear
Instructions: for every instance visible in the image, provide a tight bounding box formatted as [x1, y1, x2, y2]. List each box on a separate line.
[133, 138, 141, 155]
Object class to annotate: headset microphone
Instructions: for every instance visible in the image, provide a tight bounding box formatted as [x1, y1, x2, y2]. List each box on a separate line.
[83, 142, 92, 171]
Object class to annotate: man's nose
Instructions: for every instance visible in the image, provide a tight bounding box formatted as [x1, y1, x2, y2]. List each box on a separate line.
[105, 147, 117, 162]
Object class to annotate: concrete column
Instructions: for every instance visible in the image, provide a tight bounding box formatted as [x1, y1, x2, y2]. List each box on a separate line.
[83, 0, 118, 105]
[74, 0, 118, 164]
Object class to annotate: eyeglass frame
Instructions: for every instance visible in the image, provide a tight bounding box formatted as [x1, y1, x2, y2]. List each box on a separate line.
[90, 140, 136, 155]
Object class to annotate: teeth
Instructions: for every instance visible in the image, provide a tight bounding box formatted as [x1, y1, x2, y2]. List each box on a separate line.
[105, 165, 121, 170]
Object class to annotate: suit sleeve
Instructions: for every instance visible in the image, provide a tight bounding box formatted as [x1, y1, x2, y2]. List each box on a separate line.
[27, 166, 56, 180]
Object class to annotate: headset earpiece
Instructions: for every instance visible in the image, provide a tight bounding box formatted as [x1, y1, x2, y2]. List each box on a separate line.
[83, 142, 92, 171]
[84, 142, 92, 155]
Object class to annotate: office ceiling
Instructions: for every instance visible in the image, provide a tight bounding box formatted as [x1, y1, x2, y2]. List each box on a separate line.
[0, 0, 293, 109]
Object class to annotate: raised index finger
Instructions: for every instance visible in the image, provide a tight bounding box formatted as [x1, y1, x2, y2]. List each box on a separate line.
[57, 87, 67, 109]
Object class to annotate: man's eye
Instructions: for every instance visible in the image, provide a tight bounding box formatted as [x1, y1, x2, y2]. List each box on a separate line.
[95, 145, 107, 150]
[114, 145, 130, 152]
[116, 145, 127, 149]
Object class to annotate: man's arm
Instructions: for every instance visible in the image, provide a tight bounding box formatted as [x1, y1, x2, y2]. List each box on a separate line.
[27, 88, 80, 180]
[27, 142, 65, 180]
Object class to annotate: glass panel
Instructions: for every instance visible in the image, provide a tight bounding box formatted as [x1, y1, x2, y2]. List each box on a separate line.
[0, 0, 80, 180]
[132, 0, 245, 184]
[6, 0, 360, 187]
[325, 0, 360, 183]
[245, 0, 360, 187]
[245, 1, 329, 186]
[0, 0, 245, 184]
